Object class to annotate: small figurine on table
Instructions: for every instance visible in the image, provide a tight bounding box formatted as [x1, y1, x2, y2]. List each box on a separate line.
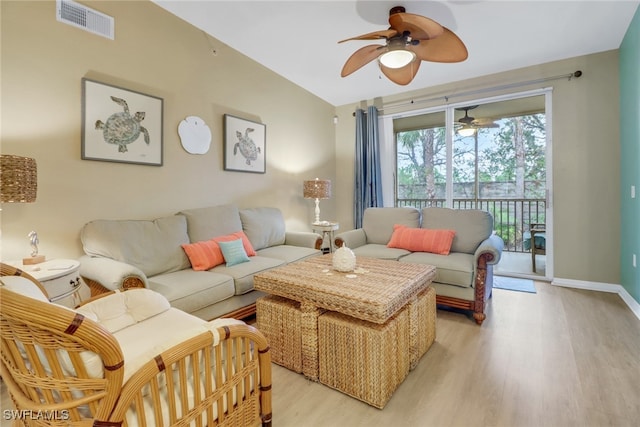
[23, 230, 45, 265]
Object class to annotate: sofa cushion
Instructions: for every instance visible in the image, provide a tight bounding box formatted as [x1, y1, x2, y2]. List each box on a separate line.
[219, 239, 250, 267]
[362, 207, 420, 245]
[81, 216, 191, 278]
[387, 225, 456, 255]
[400, 252, 475, 288]
[256, 245, 319, 264]
[421, 208, 493, 254]
[147, 270, 235, 314]
[211, 256, 285, 295]
[178, 205, 243, 243]
[240, 207, 286, 250]
[352, 243, 412, 261]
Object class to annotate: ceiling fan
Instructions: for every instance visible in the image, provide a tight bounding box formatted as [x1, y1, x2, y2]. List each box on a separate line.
[339, 6, 468, 85]
[455, 106, 499, 136]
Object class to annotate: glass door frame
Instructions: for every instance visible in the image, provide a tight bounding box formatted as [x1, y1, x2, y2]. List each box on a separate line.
[379, 87, 554, 281]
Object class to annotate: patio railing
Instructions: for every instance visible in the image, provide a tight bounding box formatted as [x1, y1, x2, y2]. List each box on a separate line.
[396, 198, 546, 252]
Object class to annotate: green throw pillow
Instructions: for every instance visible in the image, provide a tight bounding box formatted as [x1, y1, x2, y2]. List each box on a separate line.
[218, 239, 250, 267]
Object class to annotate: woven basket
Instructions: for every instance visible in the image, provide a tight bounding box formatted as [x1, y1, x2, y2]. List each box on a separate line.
[256, 295, 303, 373]
[408, 286, 437, 369]
[0, 154, 37, 203]
[318, 308, 411, 409]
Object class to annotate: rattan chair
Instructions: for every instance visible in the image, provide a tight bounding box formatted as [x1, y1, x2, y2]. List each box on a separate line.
[0, 263, 272, 426]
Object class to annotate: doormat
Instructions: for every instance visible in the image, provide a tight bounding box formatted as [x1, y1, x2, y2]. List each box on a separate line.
[493, 276, 536, 293]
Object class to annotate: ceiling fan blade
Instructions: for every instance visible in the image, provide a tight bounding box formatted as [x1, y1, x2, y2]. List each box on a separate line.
[472, 119, 499, 128]
[338, 29, 398, 43]
[389, 12, 444, 40]
[341, 45, 385, 77]
[379, 61, 421, 85]
[410, 28, 468, 63]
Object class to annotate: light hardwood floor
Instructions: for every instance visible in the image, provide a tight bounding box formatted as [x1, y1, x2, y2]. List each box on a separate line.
[270, 283, 640, 427]
[2, 283, 639, 426]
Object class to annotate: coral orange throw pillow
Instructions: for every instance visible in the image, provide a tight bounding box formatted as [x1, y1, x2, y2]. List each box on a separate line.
[182, 231, 256, 271]
[387, 225, 456, 255]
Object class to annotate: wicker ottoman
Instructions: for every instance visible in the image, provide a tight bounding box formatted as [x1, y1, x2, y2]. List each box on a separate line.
[408, 286, 436, 369]
[256, 295, 303, 373]
[318, 308, 411, 409]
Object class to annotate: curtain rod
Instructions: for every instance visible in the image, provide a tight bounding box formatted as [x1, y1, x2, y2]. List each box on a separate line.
[353, 70, 582, 116]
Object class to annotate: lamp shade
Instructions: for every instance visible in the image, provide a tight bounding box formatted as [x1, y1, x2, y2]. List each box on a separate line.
[0, 155, 38, 203]
[303, 179, 331, 199]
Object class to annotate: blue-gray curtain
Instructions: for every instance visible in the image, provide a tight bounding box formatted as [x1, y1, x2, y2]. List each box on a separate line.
[354, 106, 384, 228]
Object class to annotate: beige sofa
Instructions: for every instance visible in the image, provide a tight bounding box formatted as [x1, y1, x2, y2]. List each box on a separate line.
[80, 205, 322, 320]
[335, 207, 504, 325]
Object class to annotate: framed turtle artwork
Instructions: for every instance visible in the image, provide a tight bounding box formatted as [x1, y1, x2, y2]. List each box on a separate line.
[223, 114, 266, 173]
[81, 78, 163, 166]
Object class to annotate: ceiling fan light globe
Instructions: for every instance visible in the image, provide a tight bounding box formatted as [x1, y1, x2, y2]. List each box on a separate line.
[379, 49, 416, 69]
[458, 126, 476, 137]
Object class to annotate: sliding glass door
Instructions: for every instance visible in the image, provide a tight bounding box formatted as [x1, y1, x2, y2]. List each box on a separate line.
[390, 89, 552, 279]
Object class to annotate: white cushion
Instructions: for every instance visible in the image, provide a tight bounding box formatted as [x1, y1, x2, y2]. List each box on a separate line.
[0, 276, 49, 302]
[76, 288, 171, 334]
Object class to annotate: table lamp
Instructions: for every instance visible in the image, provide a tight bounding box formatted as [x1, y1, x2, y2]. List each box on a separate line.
[303, 178, 331, 225]
[0, 154, 44, 264]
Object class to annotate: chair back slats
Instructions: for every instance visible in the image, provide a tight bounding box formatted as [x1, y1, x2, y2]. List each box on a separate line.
[1, 264, 125, 424]
[108, 326, 271, 427]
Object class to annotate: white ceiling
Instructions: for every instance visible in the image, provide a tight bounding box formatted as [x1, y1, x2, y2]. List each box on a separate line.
[153, 0, 639, 107]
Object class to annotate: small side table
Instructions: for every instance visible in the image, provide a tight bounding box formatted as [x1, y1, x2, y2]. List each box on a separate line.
[7, 259, 84, 307]
[312, 222, 339, 253]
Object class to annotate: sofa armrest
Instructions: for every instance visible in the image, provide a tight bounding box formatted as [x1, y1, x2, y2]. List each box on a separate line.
[79, 255, 148, 292]
[474, 234, 504, 265]
[284, 231, 323, 250]
[334, 229, 367, 249]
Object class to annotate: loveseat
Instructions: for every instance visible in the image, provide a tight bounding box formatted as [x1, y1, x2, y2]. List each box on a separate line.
[1, 263, 272, 426]
[80, 205, 322, 320]
[334, 207, 504, 325]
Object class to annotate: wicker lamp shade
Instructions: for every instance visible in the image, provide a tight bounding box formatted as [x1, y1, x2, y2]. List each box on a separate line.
[303, 178, 331, 224]
[0, 155, 37, 203]
[303, 179, 331, 200]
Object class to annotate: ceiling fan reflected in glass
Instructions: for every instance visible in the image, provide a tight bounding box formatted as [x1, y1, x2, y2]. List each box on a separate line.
[339, 6, 468, 85]
[455, 106, 499, 137]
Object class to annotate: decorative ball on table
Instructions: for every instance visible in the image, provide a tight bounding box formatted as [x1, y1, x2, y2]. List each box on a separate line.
[332, 245, 356, 272]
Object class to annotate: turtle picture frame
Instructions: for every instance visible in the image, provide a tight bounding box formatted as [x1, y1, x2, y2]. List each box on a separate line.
[81, 78, 163, 166]
[223, 114, 266, 174]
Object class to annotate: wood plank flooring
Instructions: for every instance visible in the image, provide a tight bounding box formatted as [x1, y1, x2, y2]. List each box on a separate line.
[2, 282, 638, 426]
[270, 282, 640, 427]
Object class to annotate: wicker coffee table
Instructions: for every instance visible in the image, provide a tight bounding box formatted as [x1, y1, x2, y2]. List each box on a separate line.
[254, 255, 436, 408]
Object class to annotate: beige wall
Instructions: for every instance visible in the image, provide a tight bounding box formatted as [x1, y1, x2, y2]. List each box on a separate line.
[334, 51, 621, 285]
[1, 1, 621, 285]
[0, 1, 336, 261]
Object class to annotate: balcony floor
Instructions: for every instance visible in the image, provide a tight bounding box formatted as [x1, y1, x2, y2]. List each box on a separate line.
[494, 250, 546, 279]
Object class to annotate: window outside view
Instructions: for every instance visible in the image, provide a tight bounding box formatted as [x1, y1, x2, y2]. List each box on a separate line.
[395, 96, 547, 255]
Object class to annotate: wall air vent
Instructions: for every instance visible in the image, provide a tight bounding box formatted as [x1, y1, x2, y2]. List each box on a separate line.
[56, 0, 114, 40]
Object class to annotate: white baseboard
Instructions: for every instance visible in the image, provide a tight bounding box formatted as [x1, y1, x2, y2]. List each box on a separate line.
[552, 277, 640, 321]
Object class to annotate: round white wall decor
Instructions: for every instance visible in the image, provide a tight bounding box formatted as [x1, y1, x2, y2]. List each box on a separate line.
[178, 116, 211, 154]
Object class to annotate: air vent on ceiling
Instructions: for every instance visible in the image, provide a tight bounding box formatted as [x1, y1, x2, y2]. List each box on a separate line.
[56, 0, 114, 40]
